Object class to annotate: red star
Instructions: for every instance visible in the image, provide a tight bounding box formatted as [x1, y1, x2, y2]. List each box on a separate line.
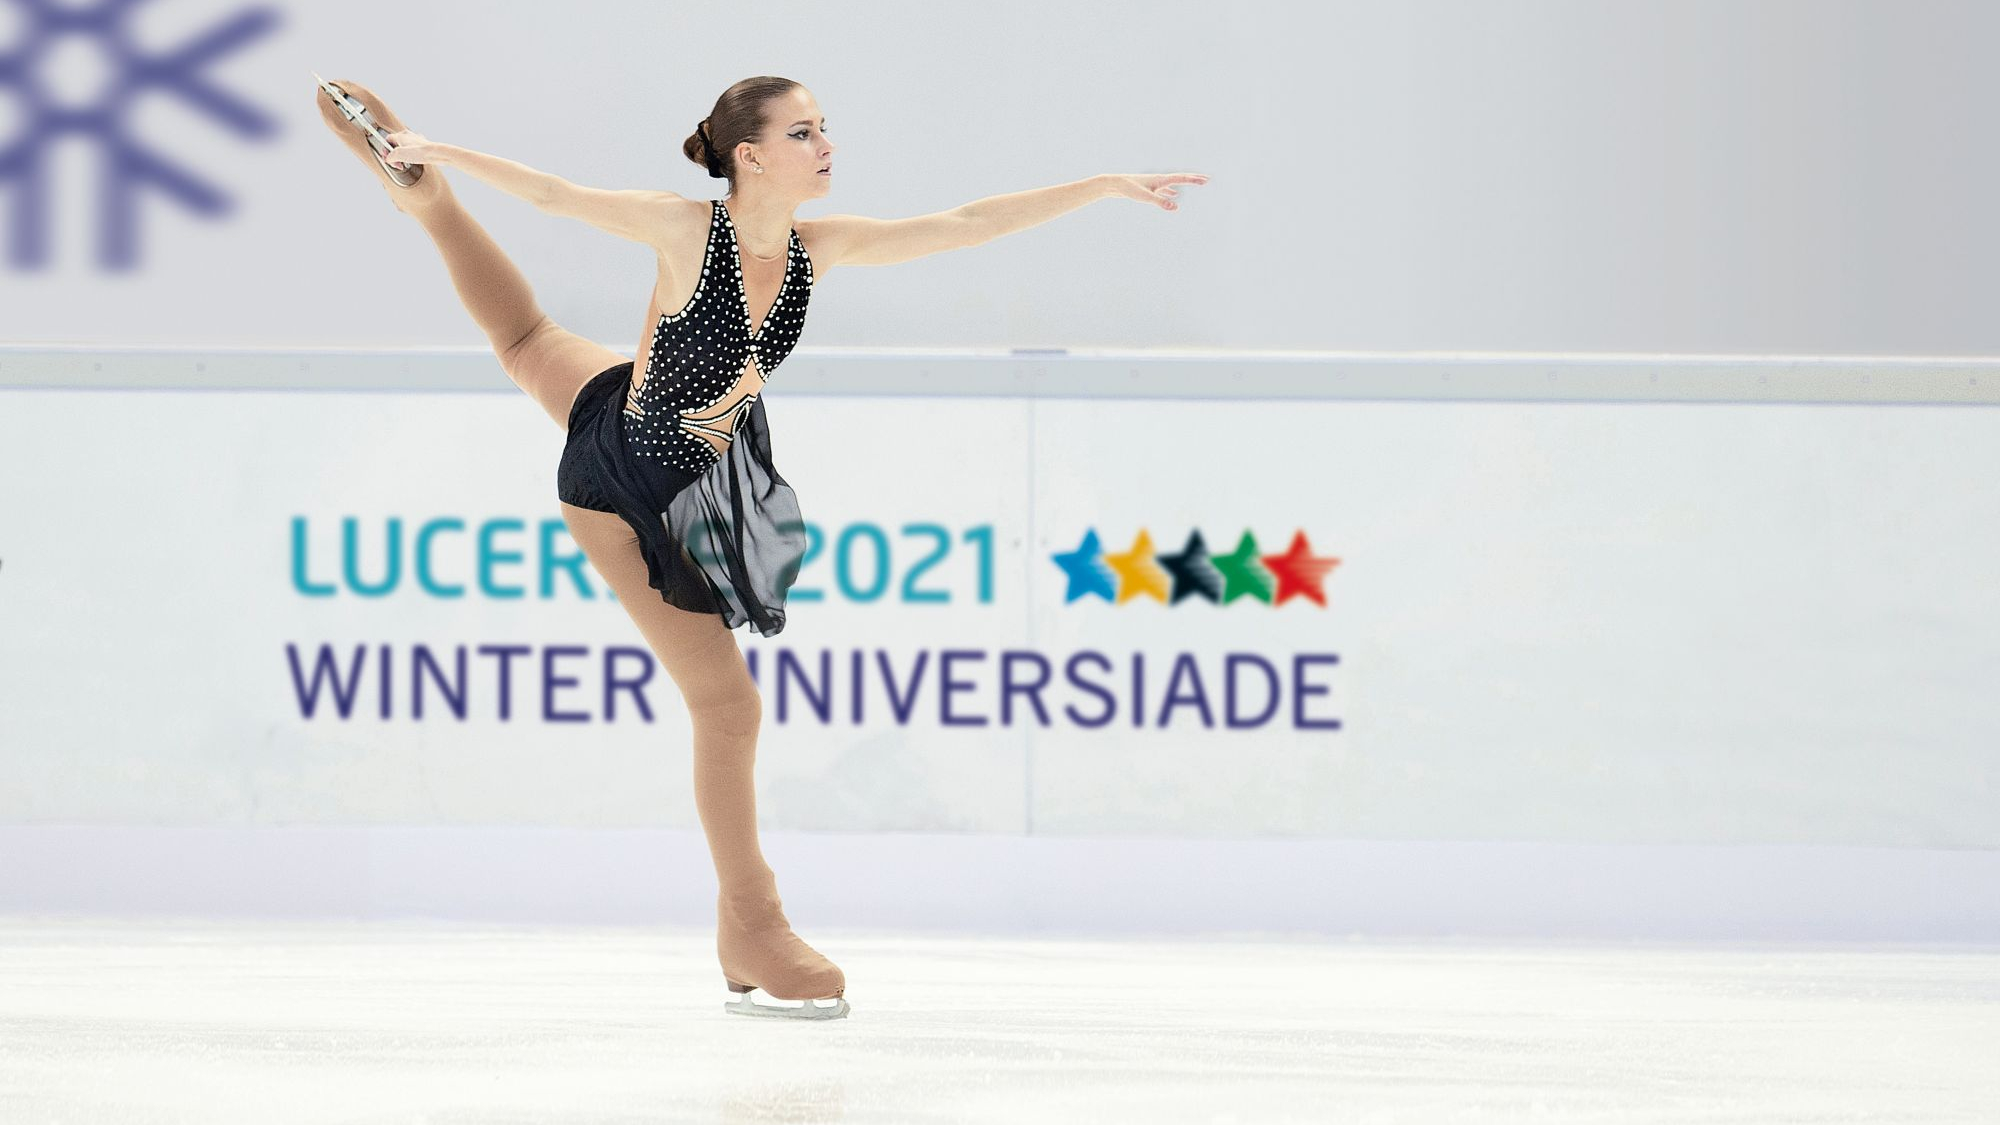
[1260, 531, 1341, 606]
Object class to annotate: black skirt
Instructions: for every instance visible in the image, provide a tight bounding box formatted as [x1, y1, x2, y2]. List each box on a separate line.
[557, 361, 807, 636]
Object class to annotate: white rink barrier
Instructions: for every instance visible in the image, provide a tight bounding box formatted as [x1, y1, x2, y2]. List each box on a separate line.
[2, 349, 1995, 939]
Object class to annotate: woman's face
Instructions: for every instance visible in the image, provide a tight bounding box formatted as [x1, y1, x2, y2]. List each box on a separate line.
[752, 87, 834, 197]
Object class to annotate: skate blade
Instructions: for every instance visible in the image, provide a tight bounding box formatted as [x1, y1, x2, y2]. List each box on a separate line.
[311, 70, 422, 188]
[724, 986, 850, 1021]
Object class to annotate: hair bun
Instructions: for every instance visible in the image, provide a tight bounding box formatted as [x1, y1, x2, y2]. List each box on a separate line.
[684, 120, 721, 178]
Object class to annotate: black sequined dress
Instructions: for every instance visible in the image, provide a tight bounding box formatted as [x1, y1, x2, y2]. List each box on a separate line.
[556, 199, 812, 636]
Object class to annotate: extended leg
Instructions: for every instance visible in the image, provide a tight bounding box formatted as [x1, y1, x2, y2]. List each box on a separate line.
[315, 78, 621, 426]
[412, 206, 621, 426]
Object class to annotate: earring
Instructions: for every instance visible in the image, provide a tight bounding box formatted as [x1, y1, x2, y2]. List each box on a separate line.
[755, 165, 764, 173]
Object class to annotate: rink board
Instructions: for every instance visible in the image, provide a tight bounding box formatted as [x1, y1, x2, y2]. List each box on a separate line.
[3, 360, 1995, 857]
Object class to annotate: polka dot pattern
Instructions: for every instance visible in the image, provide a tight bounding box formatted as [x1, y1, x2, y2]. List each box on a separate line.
[621, 199, 815, 477]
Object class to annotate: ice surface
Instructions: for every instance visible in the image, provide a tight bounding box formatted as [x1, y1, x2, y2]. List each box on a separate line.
[0, 919, 1994, 1124]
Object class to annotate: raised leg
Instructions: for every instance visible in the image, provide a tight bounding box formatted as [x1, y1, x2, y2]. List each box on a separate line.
[316, 78, 622, 426]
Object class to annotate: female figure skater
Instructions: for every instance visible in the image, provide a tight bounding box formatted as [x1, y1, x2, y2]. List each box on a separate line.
[313, 74, 1207, 1020]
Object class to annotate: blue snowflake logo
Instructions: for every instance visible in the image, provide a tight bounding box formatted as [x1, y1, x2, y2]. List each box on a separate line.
[0, 0, 282, 271]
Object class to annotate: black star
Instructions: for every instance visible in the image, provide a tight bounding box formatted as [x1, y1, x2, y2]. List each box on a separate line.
[1158, 529, 1223, 604]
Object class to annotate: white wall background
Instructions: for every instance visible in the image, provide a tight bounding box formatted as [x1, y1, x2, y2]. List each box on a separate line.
[4, 0, 2000, 356]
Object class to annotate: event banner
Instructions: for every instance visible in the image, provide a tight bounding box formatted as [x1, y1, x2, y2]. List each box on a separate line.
[2, 379, 1994, 847]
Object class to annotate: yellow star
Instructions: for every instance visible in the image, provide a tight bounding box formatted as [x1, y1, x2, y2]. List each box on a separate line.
[1103, 528, 1171, 604]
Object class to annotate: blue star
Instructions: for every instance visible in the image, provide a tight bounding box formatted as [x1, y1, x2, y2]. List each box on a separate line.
[1050, 529, 1116, 603]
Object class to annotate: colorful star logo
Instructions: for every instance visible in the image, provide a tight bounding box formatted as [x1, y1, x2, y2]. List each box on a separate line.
[1261, 530, 1341, 606]
[1214, 530, 1275, 604]
[1050, 528, 1339, 608]
[1158, 529, 1223, 604]
[1103, 528, 1171, 603]
[1051, 529, 1117, 603]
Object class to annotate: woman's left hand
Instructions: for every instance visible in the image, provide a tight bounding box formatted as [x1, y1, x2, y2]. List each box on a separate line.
[379, 130, 452, 171]
[1103, 172, 1209, 211]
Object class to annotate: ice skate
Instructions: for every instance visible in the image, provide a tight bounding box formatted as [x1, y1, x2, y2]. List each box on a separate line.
[312, 73, 444, 207]
[717, 886, 849, 1020]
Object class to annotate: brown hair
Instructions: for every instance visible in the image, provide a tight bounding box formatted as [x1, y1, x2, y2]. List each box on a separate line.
[682, 76, 803, 191]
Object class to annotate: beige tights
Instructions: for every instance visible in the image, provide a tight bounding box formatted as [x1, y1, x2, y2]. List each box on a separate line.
[562, 504, 843, 1001]
[559, 503, 778, 897]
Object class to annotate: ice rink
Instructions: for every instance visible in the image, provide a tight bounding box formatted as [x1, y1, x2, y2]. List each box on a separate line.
[1, 919, 1993, 1124]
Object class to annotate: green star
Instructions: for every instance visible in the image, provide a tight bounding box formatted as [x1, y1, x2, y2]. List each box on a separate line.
[1212, 530, 1274, 604]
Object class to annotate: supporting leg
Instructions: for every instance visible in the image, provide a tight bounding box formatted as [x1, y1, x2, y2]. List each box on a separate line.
[558, 504, 846, 1014]
[557, 505, 778, 886]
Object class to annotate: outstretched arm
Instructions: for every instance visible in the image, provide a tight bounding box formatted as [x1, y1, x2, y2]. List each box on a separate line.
[376, 130, 675, 246]
[812, 172, 1208, 269]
